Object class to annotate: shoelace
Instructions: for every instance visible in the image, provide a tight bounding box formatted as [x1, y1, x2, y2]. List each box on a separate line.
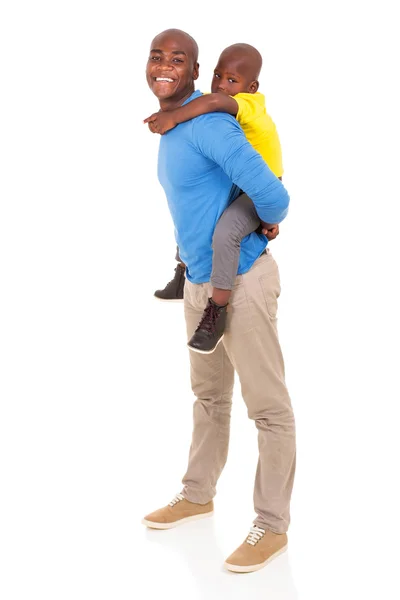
[166, 266, 182, 287]
[196, 301, 220, 334]
[168, 493, 185, 507]
[246, 525, 266, 546]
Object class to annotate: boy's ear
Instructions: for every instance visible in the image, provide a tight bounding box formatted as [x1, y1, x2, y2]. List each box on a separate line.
[193, 62, 200, 80]
[249, 80, 259, 93]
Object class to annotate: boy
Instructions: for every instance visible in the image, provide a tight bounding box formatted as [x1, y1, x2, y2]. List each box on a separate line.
[145, 43, 283, 354]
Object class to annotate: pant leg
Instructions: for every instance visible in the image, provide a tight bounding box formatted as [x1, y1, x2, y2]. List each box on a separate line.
[175, 245, 181, 262]
[211, 193, 261, 290]
[222, 251, 296, 533]
[181, 278, 235, 504]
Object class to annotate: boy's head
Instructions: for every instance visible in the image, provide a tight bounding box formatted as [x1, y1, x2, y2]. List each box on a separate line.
[211, 43, 262, 96]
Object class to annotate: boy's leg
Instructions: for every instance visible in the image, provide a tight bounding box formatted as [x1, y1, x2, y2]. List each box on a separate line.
[154, 245, 186, 301]
[174, 246, 185, 267]
[187, 194, 260, 354]
[211, 193, 260, 291]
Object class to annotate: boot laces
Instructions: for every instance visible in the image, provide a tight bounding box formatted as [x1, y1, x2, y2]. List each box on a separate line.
[246, 525, 266, 546]
[166, 265, 183, 287]
[196, 301, 221, 334]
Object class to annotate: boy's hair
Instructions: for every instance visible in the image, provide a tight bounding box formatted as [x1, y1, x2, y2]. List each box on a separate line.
[219, 43, 262, 81]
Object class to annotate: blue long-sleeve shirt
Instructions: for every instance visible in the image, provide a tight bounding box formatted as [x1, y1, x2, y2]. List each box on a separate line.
[157, 90, 290, 284]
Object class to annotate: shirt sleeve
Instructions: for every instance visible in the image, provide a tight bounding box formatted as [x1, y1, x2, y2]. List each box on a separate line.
[234, 93, 264, 126]
[192, 113, 289, 224]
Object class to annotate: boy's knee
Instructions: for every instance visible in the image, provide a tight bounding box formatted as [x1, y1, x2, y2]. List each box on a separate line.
[212, 221, 242, 252]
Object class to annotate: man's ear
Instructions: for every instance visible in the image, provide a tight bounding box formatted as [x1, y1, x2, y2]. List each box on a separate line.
[249, 80, 259, 93]
[193, 62, 200, 80]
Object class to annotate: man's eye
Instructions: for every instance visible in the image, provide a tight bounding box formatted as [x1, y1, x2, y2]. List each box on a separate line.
[214, 73, 220, 79]
[228, 78, 237, 83]
[150, 56, 160, 61]
[173, 58, 184, 63]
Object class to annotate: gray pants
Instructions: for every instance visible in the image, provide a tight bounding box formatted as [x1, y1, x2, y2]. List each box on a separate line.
[176, 193, 260, 290]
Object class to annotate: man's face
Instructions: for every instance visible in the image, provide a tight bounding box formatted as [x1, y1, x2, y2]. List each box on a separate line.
[146, 31, 199, 104]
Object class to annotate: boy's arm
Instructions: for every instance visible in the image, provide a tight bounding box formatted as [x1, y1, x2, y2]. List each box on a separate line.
[143, 94, 239, 135]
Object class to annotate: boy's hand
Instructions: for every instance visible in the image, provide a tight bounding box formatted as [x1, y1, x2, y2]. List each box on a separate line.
[147, 121, 157, 133]
[261, 222, 280, 240]
[143, 111, 177, 135]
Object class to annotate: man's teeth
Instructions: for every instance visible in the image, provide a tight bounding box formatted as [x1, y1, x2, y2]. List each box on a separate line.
[156, 77, 174, 82]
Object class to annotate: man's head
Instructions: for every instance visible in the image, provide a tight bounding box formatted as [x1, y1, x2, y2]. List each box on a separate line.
[146, 29, 199, 109]
[211, 43, 262, 96]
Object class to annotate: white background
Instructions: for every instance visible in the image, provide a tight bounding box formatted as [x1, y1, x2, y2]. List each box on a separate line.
[1, 1, 400, 599]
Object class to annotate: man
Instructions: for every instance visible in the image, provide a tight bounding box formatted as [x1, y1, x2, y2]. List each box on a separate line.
[142, 29, 296, 574]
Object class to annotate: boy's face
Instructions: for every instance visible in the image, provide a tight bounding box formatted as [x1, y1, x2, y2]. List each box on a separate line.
[211, 54, 258, 96]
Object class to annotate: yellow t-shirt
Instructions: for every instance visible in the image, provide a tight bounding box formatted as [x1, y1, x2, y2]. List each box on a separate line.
[234, 92, 283, 178]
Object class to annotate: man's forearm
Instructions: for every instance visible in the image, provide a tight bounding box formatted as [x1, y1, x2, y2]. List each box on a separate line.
[226, 147, 289, 224]
[193, 114, 289, 224]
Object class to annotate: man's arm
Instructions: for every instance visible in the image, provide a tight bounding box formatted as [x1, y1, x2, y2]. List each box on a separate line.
[192, 114, 289, 224]
[144, 94, 238, 135]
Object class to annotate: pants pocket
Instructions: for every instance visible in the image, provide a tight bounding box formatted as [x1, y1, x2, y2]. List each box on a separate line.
[258, 266, 281, 320]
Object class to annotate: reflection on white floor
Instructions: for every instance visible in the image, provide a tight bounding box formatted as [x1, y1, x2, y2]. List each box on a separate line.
[136, 297, 400, 600]
[142, 518, 298, 600]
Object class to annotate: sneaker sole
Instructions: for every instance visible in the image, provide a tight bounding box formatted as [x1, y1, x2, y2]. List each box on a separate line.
[187, 334, 225, 355]
[224, 544, 288, 573]
[142, 510, 214, 530]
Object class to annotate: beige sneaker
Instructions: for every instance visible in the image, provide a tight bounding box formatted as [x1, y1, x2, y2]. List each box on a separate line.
[142, 493, 214, 530]
[224, 526, 288, 573]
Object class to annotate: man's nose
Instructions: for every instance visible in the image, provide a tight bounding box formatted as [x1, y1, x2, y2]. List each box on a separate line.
[157, 60, 174, 70]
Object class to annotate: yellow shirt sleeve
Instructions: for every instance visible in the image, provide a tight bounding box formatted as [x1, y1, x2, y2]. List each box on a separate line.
[234, 93, 265, 126]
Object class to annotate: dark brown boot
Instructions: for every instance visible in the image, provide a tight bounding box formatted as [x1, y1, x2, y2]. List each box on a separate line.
[154, 264, 185, 301]
[187, 298, 228, 354]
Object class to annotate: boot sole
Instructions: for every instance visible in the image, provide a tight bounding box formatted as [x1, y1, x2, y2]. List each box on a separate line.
[142, 510, 214, 530]
[224, 544, 288, 573]
[187, 334, 225, 355]
[154, 296, 184, 303]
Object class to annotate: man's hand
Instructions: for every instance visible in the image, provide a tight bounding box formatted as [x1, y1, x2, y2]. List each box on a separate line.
[143, 111, 178, 135]
[261, 222, 280, 241]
